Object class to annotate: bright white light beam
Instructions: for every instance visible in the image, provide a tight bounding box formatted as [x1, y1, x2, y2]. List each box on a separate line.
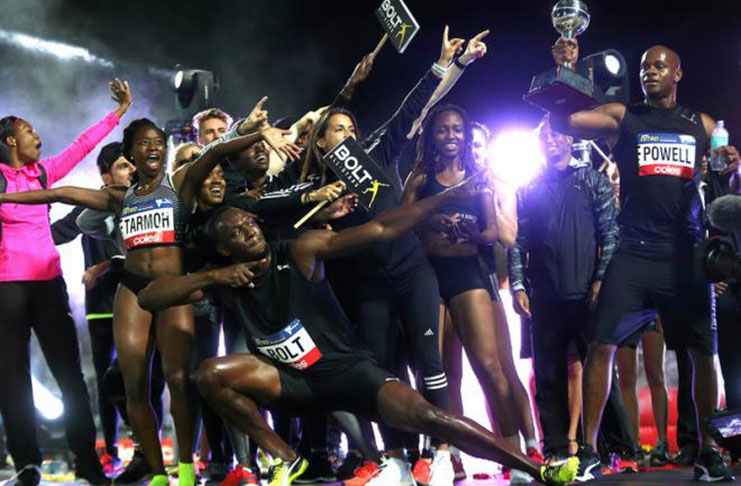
[0, 29, 114, 67]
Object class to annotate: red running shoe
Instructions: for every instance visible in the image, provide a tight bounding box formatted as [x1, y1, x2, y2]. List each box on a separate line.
[99, 454, 121, 476]
[412, 456, 432, 486]
[344, 461, 380, 486]
[526, 447, 544, 464]
[220, 466, 258, 486]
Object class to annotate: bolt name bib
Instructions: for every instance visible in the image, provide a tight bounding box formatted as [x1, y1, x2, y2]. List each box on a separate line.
[253, 319, 322, 371]
[120, 198, 175, 249]
[637, 132, 696, 179]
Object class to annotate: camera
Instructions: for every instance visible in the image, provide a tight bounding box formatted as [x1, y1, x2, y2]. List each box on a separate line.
[695, 238, 741, 283]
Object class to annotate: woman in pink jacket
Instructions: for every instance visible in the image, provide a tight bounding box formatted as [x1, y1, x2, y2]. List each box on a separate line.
[0, 78, 131, 486]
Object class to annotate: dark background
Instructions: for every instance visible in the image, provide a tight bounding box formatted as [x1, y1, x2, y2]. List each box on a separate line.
[1, 0, 739, 146]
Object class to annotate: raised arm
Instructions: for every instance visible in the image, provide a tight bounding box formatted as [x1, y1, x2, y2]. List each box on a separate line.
[407, 29, 489, 139]
[0, 185, 124, 212]
[175, 124, 300, 209]
[41, 79, 131, 184]
[550, 103, 626, 140]
[364, 27, 463, 167]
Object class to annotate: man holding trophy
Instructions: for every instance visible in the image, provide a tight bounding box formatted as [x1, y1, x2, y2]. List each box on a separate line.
[525, 0, 741, 482]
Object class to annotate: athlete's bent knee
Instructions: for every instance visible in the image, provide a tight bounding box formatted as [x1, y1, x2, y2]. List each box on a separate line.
[194, 359, 223, 397]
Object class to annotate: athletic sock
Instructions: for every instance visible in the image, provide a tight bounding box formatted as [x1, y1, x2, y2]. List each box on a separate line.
[525, 438, 539, 450]
[149, 474, 169, 486]
[178, 462, 195, 486]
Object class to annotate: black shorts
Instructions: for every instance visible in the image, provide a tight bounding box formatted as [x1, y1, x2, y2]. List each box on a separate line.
[120, 268, 153, 295]
[619, 318, 660, 349]
[271, 359, 399, 418]
[593, 249, 716, 355]
[429, 255, 498, 302]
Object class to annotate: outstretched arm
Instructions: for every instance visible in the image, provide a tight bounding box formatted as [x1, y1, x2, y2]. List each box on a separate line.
[293, 174, 483, 280]
[0, 185, 124, 213]
[138, 263, 256, 312]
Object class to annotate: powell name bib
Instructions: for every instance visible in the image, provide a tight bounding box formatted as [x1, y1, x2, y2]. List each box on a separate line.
[253, 319, 321, 371]
[637, 132, 696, 179]
[120, 198, 175, 249]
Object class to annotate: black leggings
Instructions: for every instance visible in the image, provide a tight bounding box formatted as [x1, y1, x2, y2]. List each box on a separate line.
[0, 278, 98, 471]
[352, 256, 449, 449]
[87, 317, 119, 457]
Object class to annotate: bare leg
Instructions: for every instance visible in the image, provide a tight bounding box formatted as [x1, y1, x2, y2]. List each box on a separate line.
[566, 356, 582, 455]
[377, 381, 541, 479]
[492, 301, 537, 442]
[449, 290, 519, 437]
[155, 305, 197, 463]
[615, 346, 640, 447]
[687, 349, 718, 447]
[441, 306, 464, 416]
[583, 342, 617, 449]
[113, 286, 163, 474]
[194, 354, 295, 461]
[641, 330, 668, 442]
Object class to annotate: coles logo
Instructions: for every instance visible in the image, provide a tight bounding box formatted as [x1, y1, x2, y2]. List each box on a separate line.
[636, 132, 696, 179]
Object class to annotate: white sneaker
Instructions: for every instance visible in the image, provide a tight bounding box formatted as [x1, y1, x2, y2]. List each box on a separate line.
[428, 450, 455, 486]
[365, 456, 414, 486]
[509, 468, 534, 484]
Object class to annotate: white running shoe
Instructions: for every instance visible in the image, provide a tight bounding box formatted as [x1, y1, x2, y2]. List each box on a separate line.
[365, 456, 414, 486]
[509, 468, 534, 484]
[428, 450, 455, 486]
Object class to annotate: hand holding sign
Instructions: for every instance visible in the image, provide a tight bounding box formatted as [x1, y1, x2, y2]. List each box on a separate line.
[341, 53, 377, 99]
[439, 26, 465, 67]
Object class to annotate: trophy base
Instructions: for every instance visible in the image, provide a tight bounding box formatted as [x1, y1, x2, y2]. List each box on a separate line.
[523, 66, 600, 115]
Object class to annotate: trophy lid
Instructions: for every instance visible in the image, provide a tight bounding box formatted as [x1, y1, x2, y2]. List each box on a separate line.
[552, 0, 590, 39]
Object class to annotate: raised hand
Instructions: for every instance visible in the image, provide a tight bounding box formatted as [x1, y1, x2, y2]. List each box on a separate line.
[552, 36, 579, 68]
[239, 95, 269, 135]
[438, 25, 466, 67]
[716, 145, 740, 174]
[458, 29, 490, 66]
[343, 53, 376, 97]
[260, 126, 301, 161]
[110, 78, 132, 118]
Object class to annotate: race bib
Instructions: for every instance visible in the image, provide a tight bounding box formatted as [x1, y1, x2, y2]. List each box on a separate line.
[637, 132, 696, 179]
[120, 198, 175, 249]
[253, 319, 322, 371]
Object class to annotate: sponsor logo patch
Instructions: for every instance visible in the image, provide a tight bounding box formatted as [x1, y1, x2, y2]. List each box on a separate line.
[636, 132, 696, 179]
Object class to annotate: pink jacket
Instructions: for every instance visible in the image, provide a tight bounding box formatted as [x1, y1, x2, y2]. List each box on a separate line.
[0, 111, 120, 281]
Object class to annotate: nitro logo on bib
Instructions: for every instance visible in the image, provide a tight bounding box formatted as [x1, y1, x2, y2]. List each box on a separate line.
[637, 132, 696, 179]
[254, 319, 321, 371]
[120, 199, 175, 249]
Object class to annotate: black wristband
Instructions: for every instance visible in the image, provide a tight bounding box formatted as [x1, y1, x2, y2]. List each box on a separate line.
[454, 57, 467, 70]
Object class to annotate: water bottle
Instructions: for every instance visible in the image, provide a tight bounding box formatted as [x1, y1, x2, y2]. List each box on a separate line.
[710, 120, 729, 171]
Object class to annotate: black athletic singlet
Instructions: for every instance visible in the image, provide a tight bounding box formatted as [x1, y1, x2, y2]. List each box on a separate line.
[231, 242, 372, 376]
[120, 173, 189, 250]
[417, 171, 482, 225]
[612, 103, 709, 252]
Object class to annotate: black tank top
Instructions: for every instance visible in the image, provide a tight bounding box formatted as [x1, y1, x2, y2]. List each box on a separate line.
[418, 171, 482, 225]
[231, 242, 372, 376]
[612, 103, 708, 252]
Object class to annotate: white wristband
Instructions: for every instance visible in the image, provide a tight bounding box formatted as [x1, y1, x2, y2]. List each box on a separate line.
[431, 62, 447, 79]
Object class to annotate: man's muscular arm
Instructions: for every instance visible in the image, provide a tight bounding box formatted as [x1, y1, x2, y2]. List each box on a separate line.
[550, 103, 626, 140]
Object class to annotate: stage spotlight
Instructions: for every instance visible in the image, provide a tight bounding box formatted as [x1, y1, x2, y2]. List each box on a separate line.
[171, 66, 219, 117]
[579, 49, 629, 103]
[488, 129, 545, 188]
